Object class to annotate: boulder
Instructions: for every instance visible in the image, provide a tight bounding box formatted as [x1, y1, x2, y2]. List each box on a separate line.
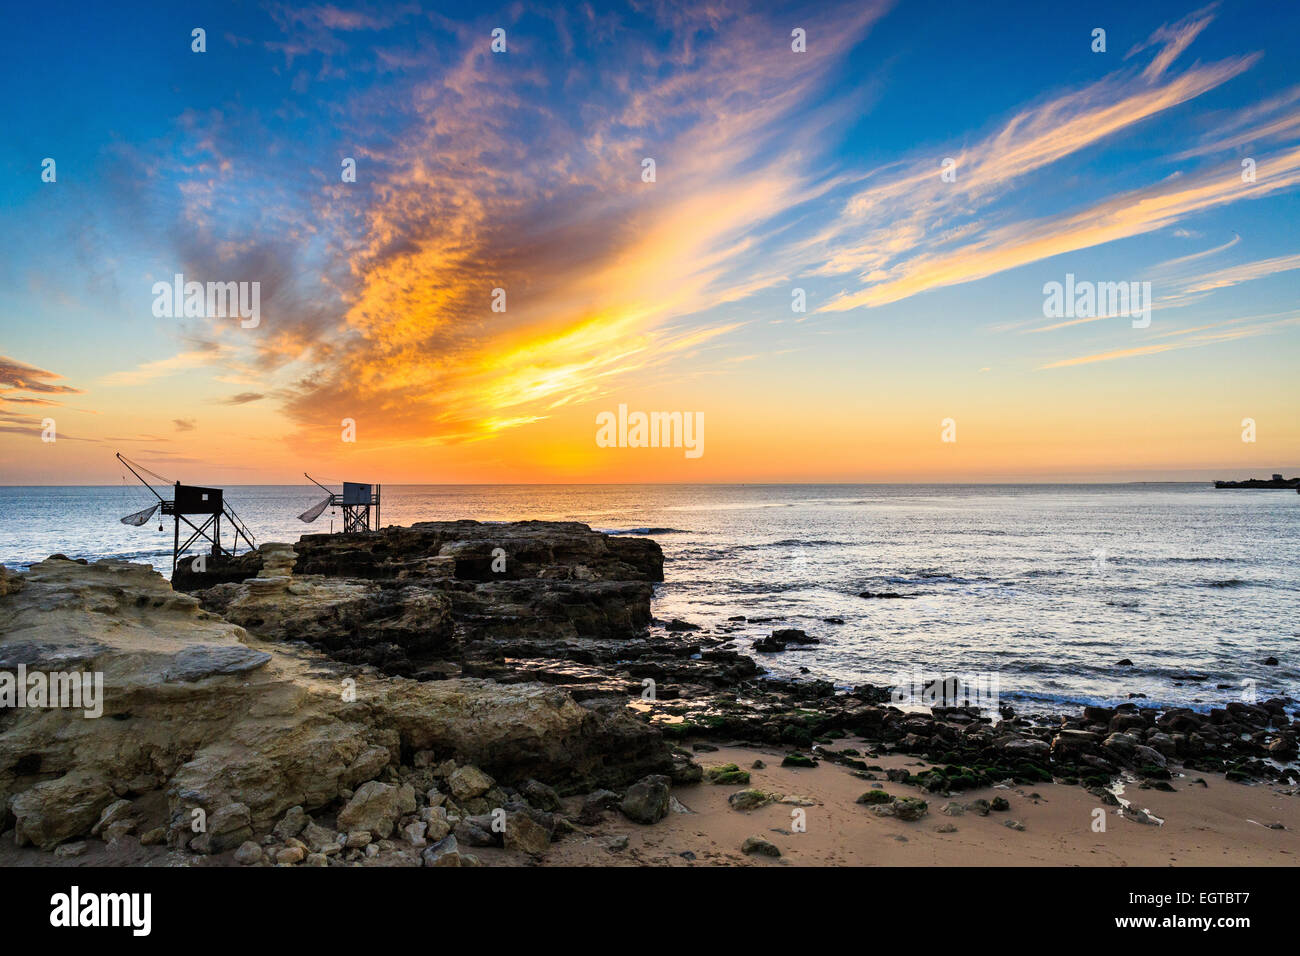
[503, 811, 551, 857]
[10, 772, 115, 850]
[454, 815, 499, 847]
[892, 797, 929, 821]
[234, 841, 263, 865]
[620, 774, 671, 824]
[448, 766, 494, 801]
[336, 782, 416, 839]
[190, 803, 252, 854]
[272, 806, 308, 841]
[576, 789, 620, 825]
[91, 799, 134, 837]
[422, 834, 481, 867]
[520, 779, 561, 812]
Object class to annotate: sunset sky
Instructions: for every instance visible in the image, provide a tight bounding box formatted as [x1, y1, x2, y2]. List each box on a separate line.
[2, 0, 1298, 484]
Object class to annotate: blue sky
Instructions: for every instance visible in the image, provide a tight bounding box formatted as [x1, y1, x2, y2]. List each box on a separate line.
[2, 0, 1298, 483]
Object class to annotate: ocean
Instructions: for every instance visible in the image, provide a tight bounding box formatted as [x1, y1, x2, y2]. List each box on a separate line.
[1, 482, 1296, 714]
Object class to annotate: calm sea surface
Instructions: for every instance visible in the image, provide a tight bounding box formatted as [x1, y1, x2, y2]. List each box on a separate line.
[1, 483, 1296, 712]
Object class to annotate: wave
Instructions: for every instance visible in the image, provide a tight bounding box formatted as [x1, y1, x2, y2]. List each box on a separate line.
[884, 572, 994, 586]
[725, 538, 851, 553]
[601, 527, 690, 536]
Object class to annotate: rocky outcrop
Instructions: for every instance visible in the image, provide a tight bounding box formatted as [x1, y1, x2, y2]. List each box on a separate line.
[188, 542, 456, 673]
[0, 556, 674, 852]
[172, 524, 769, 707]
[174, 523, 663, 675]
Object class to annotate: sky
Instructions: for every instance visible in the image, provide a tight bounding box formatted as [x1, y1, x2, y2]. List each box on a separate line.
[2, 0, 1298, 484]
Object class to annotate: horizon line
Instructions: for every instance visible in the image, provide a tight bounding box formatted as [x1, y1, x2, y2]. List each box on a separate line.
[0, 478, 1274, 489]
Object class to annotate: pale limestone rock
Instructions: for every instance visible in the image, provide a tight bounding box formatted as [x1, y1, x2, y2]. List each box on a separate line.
[448, 765, 494, 801]
[0, 554, 670, 853]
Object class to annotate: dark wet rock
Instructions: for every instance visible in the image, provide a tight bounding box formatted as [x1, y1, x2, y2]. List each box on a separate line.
[891, 797, 928, 821]
[669, 753, 704, 785]
[741, 835, 780, 857]
[453, 814, 499, 847]
[181, 522, 666, 676]
[575, 789, 620, 825]
[520, 778, 562, 813]
[856, 790, 893, 805]
[753, 629, 819, 653]
[163, 644, 272, 682]
[620, 774, 671, 824]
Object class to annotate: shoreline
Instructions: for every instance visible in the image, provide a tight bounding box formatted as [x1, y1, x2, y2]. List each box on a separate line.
[1, 520, 1296, 867]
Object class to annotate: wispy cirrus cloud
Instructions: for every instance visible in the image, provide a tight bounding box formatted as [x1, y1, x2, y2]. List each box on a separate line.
[1165, 250, 1300, 300]
[1039, 310, 1300, 368]
[812, 18, 1278, 314]
[99, 348, 221, 387]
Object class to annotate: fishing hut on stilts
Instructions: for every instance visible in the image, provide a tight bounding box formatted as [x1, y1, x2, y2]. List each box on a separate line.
[298, 474, 382, 532]
[116, 452, 257, 574]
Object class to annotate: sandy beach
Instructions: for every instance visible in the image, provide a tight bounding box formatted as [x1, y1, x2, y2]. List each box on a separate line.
[6, 737, 1293, 869]
[524, 741, 1300, 867]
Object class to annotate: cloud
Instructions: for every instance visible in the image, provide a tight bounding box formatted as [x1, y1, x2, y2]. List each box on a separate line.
[1039, 312, 1300, 368]
[1127, 5, 1216, 81]
[156, 1, 891, 453]
[1172, 251, 1300, 296]
[106, 2, 1300, 459]
[0, 408, 93, 441]
[808, 12, 1287, 314]
[820, 142, 1300, 312]
[100, 347, 223, 387]
[173, 418, 197, 431]
[0, 355, 82, 398]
